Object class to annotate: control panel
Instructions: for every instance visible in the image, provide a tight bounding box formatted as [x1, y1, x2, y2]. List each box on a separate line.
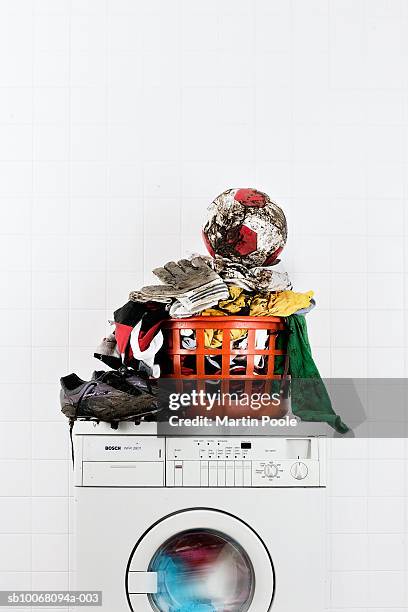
[166, 437, 322, 487]
[74, 433, 325, 488]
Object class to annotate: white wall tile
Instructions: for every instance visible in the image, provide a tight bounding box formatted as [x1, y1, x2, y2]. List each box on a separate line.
[0, 424, 31, 460]
[32, 498, 69, 534]
[0, 163, 32, 197]
[331, 310, 367, 348]
[0, 271, 32, 308]
[32, 383, 63, 422]
[0, 126, 32, 162]
[368, 438, 405, 460]
[0, 572, 31, 590]
[144, 199, 181, 236]
[367, 310, 404, 348]
[33, 87, 68, 124]
[32, 236, 68, 271]
[32, 460, 69, 497]
[33, 126, 69, 162]
[367, 237, 404, 274]
[367, 273, 403, 310]
[368, 571, 405, 608]
[69, 236, 106, 271]
[32, 422, 69, 461]
[70, 271, 107, 310]
[32, 572, 69, 590]
[0, 536, 31, 571]
[32, 347, 68, 384]
[32, 534, 69, 572]
[330, 439, 368, 460]
[368, 348, 405, 378]
[331, 533, 368, 571]
[367, 498, 405, 534]
[368, 534, 405, 571]
[0, 499, 31, 534]
[0, 199, 31, 234]
[0, 384, 31, 422]
[70, 87, 107, 124]
[0, 461, 31, 497]
[331, 571, 369, 608]
[69, 310, 109, 348]
[70, 163, 108, 198]
[32, 309, 69, 347]
[107, 163, 143, 197]
[0, 87, 32, 124]
[330, 459, 368, 497]
[331, 348, 368, 378]
[329, 497, 367, 533]
[71, 125, 107, 163]
[0, 309, 31, 347]
[107, 199, 143, 236]
[0, 236, 31, 271]
[32, 198, 69, 235]
[32, 271, 69, 309]
[368, 460, 405, 497]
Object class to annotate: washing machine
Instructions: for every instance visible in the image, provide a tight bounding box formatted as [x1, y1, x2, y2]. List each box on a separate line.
[73, 421, 327, 612]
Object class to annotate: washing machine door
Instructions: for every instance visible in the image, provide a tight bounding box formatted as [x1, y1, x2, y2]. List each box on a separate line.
[126, 508, 274, 612]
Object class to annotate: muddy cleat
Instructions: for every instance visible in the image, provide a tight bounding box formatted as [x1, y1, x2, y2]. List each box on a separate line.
[92, 368, 152, 395]
[60, 373, 159, 422]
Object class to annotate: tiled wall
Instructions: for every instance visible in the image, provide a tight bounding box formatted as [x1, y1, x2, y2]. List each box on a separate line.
[0, 0, 407, 610]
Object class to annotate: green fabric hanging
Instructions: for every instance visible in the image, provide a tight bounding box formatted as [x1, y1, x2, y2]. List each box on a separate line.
[275, 315, 348, 434]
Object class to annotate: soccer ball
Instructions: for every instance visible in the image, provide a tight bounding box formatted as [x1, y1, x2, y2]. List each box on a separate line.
[202, 188, 287, 267]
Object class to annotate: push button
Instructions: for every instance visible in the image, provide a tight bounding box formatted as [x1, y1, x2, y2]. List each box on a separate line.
[226, 461, 234, 486]
[234, 461, 243, 486]
[209, 462, 217, 487]
[200, 461, 209, 486]
[217, 461, 226, 487]
[174, 462, 183, 486]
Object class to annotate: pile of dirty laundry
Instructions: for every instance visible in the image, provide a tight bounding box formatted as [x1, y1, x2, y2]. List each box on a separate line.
[59, 186, 347, 433]
[90, 256, 347, 434]
[94, 256, 312, 376]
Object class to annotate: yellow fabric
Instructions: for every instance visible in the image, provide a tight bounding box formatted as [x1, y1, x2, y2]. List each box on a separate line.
[203, 327, 247, 349]
[200, 286, 314, 347]
[200, 308, 225, 317]
[218, 285, 249, 313]
[250, 290, 314, 317]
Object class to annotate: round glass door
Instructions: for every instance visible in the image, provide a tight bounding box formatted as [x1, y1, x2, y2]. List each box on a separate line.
[148, 529, 255, 612]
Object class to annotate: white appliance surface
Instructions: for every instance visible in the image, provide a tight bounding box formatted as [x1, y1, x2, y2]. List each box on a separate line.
[73, 422, 326, 612]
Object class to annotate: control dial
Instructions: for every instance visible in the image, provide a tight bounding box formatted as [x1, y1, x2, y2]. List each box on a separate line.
[291, 461, 308, 480]
[264, 464, 279, 478]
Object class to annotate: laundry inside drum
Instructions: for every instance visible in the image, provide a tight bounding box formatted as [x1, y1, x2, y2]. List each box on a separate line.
[148, 529, 255, 612]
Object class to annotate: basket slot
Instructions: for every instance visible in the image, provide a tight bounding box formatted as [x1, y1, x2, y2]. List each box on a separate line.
[173, 354, 182, 377]
[196, 328, 205, 376]
[205, 355, 222, 375]
[221, 330, 230, 378]
[171, 327, 180, 376]
[245, 328, 255, 377]
[266, 331, 277, 378]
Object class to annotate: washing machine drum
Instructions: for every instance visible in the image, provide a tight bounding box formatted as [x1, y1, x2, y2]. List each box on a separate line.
[127, 509, 275, 612]
[149, 529, 253, 611]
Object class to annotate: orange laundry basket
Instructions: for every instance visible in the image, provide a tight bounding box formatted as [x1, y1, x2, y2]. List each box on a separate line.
[161, 316, 287, 379]
[159, 316, 289, 417]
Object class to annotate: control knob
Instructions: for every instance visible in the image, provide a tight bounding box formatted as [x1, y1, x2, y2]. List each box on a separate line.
[264, 464, 278, 478]
[291, 461, 308, 480]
